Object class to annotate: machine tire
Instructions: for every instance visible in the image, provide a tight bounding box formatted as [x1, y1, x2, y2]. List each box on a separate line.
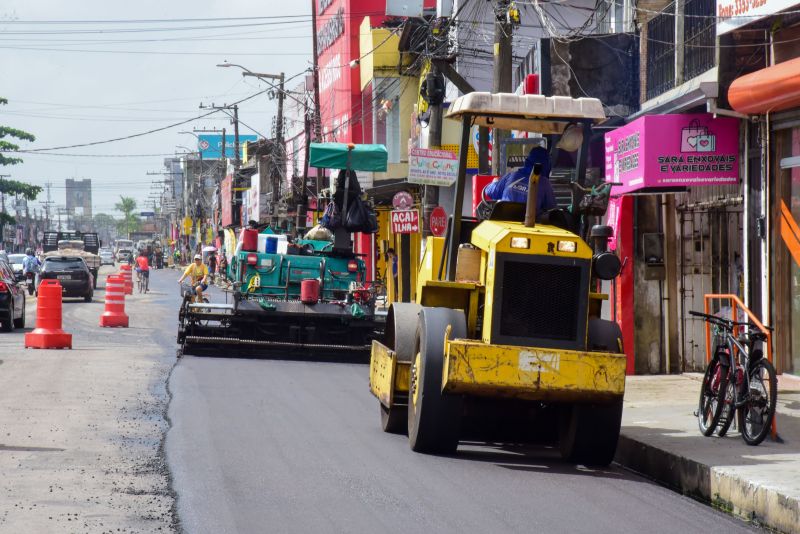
[407, 307, 465, 454]
[378, 303, 422, 434]
[13, 298, 25, 329]
[558, 399, 623, 466]
[380, 404, 407, 434]
[559, 318, 624, 466]
[92, 270, 98, 289]
[2, 302, 14, 332]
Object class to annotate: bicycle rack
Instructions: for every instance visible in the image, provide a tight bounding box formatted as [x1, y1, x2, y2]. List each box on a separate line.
[703, 293, 778, 440]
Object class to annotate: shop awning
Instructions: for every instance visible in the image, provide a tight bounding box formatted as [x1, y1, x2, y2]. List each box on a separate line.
[729, 57, 800, 114]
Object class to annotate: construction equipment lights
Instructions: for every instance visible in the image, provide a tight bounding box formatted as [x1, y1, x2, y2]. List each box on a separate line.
[557, 240, 578, 253]
[510, 237, 530, 249]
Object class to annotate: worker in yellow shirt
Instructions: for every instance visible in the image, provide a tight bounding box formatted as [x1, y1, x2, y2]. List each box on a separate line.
[178, 254, 210, 302]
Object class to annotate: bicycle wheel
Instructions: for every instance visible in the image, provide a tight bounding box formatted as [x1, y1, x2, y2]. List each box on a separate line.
[698, 356, 729, 436]
[144, 275, 149, 293]
[739, 358, 778, 446]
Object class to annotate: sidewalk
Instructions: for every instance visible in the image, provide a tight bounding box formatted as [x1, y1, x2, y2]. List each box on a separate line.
[617, 373, 800, 533]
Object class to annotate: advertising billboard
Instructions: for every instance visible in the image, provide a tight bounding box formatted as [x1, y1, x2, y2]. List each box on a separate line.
[604, 114, 739, 195]
[198, 134, 258, 159]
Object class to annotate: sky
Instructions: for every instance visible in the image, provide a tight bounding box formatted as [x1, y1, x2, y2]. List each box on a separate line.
[0, 0, 313, 219]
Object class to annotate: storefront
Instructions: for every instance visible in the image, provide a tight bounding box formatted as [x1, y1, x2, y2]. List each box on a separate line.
[728, 37, 800, 376]
[605, 113, 741, 374]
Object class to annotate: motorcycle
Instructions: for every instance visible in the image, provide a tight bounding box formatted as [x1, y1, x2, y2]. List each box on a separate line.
[25, 272, 36, 296]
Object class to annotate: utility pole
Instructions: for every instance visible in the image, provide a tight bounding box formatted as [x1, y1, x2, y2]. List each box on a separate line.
[311, 0, 323, 204]
[42, 181, 53, 230]
[492, 0, 514, 174]
[424, 65, 445, 237]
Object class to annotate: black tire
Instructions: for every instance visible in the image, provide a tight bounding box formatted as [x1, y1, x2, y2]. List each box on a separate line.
[2, 302, 14, 332]
[558, 399, 623, 466]
[407, 307, 466, 454]
[379, 303, 421, 435]
[92, 270, 98, 289]
[698, 354, 729, 437]
[13, 298, 25, 329]
[84, 292, 93, 303]
[27, 282, 34, 296]
[739, 359, 778, 446]
[380, 404, 407, 434]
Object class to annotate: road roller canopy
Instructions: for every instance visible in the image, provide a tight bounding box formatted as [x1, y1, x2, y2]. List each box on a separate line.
[445, 92, 606, 134]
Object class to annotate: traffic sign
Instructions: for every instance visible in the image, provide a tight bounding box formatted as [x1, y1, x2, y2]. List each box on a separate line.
[429, 206, 447, 237]
[392, 191, 414, 210]
[390, 209, 419, 234]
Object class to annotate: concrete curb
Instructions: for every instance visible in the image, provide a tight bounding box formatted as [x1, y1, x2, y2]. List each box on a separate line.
[615, 433, 800, 533]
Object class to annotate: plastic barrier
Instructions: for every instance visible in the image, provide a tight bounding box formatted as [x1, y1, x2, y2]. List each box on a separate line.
[119, 264, 134, 295]
[24, 279, 72, 349]
[100, 275, 129, 327]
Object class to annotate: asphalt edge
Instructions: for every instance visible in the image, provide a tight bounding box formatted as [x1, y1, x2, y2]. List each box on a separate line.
[615, 433, 799, 534]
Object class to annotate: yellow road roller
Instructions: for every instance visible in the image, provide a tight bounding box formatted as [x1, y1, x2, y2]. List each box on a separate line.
[369, 92, 626, 465]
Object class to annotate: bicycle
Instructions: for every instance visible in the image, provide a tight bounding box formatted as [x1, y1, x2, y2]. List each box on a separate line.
[136, 269, 149, 293]
[690, 310, 778, 445]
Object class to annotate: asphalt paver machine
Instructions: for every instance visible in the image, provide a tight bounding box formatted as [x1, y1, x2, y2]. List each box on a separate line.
[177, 143, 386, 360]
[369, 92, 627, 465]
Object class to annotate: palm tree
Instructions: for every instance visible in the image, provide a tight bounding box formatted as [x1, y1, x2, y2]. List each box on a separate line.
[114, 196, 139, 236]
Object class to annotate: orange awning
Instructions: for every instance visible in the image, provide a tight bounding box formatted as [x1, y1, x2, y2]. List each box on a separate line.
[729, 56, 800, 114]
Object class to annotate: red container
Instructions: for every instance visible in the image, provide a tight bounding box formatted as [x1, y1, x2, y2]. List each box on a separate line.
[300, 278, 320, 304]
[472, 174, 497, 217]
[239, 228, 258, 252]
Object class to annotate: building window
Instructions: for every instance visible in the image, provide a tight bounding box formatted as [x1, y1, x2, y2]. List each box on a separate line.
[683, 0, 715, 81]
[371, 78, 401, 164]
[646, 4, 676, 100]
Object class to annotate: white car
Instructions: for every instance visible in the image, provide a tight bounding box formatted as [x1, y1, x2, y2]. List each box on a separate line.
[99, 250, 115, 266]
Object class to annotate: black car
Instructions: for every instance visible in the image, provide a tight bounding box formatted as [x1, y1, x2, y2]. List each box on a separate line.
[0, 258, 26, 331]
[38, 256, 94, 302]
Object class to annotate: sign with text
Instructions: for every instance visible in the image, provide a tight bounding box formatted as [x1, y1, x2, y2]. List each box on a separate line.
[198, 134, 258, 159]
[390, 209, 420, 234]
[408, 148, 458, 187]
[604, 114, 739, 195]
[429, 206, 447, 237]
[717, 0, 795, 35]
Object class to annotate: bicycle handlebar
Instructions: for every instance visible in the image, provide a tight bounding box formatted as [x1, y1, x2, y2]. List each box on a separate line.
[689, 310, 773, 332]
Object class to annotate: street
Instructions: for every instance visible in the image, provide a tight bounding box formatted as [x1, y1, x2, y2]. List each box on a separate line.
[0, 266, 765, 533]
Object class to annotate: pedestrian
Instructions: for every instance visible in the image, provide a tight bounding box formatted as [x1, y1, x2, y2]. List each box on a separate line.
[207, 252, 217, 285]
[386, 248, 398, 301]
[218, 253, 228, 283]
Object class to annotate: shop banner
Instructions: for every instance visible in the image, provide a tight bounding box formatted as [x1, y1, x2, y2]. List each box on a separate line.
[408, 148, 458, 187]
[605, 114, 739, 195]
[390, 209, 420, 234]
[717, 0, 797, 35]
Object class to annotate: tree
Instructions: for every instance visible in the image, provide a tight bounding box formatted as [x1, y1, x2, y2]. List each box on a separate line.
[114, 196, 140, 236]
[93, 213, 118, 244]
[0, 97, 36, 168]
[0, 97, 37, 235]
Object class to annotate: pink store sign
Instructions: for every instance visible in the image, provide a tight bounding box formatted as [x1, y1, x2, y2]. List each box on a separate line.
[604, 114, 739, 195]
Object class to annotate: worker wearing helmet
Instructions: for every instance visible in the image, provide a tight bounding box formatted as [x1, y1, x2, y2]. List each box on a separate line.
[484, 146, 557, 212]
[178, 254, 209, 301]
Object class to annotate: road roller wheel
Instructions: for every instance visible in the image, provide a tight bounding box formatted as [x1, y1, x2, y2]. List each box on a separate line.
[407, 307, 465, 455]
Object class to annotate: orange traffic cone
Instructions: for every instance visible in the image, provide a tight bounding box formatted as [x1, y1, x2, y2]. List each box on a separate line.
[100, 275, 128, 327]
[119, 264, 134, 295]
[24, 279, 72, 349]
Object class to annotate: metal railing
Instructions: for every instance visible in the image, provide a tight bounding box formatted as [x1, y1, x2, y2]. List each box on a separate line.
[683, 0, 715, 81]
[645, 4, 675, 100]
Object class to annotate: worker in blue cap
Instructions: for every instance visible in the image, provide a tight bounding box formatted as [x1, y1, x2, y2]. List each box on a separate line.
[484, 146, 557, 212]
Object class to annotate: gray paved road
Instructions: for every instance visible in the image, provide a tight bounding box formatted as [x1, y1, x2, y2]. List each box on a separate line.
[162, 273, 762, 534]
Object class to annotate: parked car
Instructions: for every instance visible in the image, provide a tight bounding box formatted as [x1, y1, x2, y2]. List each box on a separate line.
[7, 253, 26, 282]
[99, 249, 115, 266]
[0, 258, 26, 331]
[38, 256, 94, 302]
